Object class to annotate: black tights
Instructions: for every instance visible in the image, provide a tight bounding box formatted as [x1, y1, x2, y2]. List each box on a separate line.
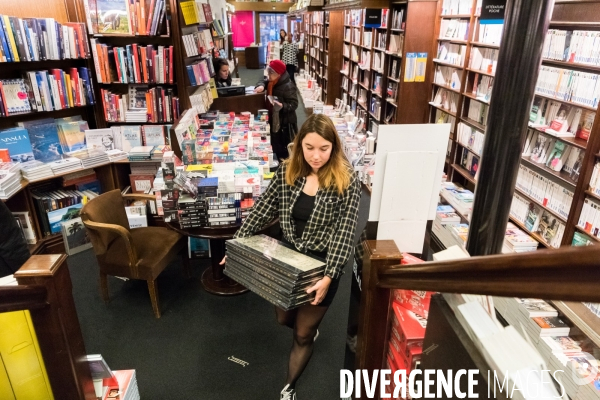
[275, 304, 329, 389]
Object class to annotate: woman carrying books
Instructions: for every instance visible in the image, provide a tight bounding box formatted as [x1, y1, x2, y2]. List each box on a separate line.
[221, 114, 361, 400]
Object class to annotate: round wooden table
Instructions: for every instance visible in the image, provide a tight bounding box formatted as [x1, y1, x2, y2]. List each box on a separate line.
[166, 218, 279, 295]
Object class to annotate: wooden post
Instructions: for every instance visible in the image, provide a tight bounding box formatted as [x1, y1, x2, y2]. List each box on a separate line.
[354, 240, 402, 399]
[14, 255, 96, 400]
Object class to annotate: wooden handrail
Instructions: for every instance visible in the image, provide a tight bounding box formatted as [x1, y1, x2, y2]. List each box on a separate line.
[0, 285, 47, 314]
[377, 244, 600, 302]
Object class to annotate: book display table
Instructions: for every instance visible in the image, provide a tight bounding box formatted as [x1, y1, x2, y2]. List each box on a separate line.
[166, 218, 279, 295]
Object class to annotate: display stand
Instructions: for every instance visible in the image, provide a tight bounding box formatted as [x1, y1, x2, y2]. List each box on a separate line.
[165, 218, 279, 295]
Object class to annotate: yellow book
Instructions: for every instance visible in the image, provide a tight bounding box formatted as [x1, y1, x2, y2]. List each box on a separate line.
[180, 1, 199, 25]
[263, 172, 275, 180]
[64, 75, 74, 107]
[186, 164, 213, 172]
[209, 78, 218, 99]
[2, 16, 19, 62]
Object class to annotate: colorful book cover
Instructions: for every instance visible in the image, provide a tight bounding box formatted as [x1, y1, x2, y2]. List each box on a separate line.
[85, 128, 115, 151]
[142, 125, 165, 146]
[58, 120, 89, 152]
[48, 203, 83, 234]
[0, 79, 32, 115]
[0, 127, 35, 162]
[120, 125, 142, 152]
[182, 139, 196, 164]
[96, 0, 131, 34]
[20, 119, 63, 162]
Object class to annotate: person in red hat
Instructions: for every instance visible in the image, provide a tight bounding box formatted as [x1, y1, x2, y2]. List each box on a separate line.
[255, 59, 298, 161]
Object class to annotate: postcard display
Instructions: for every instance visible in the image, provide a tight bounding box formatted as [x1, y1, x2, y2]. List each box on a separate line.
[225, 235, 326, 310]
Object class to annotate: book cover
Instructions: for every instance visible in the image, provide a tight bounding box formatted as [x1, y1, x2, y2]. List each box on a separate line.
[120, 125, 142, 152]
[21, 119, 63, 162]
[524, 202, 542, 232]
[58, 120, 89, 152]
[129, 174, 154, 193]
[12, 211, 37, 244]
[61, 217, 92, 255]
[0, 127, 35, 162]
[0, 79, 32, 115]
[142, 125, 165, 146]
[532, 316, 569, 330]
[85, 128, 115, 151]
[128, 84, 148, 109]
[48, 203, 83, 234]
[96, 0, 131, 35]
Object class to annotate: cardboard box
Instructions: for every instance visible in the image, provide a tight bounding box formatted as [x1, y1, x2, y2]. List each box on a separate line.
[393, 289, 432, 319]
[391, 302, 427, 353]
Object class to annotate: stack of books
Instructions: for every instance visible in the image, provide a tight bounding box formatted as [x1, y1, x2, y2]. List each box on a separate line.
[20, 160, 54, 181]
[0, 168, 21, 199]
[432, 204, 462, 248]
[49, 157, 83, 175]
[70, 149, 111, 169]
[225, 235, 326, 311]
[177, 194, 208, 228]
[503, 222, 539, 253]
[440, 182, 474, 218]
[128, 146, 154, 161]
[106, 149, 128, 162]
[125, 110, 148, 123]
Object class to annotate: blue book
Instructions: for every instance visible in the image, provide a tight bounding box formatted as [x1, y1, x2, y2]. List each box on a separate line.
[58, 70, 69, 107]
[186, 66, 197, 86]
[22, 22, 35, 61]
[0, 127, 34, 162]
[0, 17, 13, 62]
[19, 119, 63, 162]
[78, 67, 95, 104]
[76, 180, 101, 194]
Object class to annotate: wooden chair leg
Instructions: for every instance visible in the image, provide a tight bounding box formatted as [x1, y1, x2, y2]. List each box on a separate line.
[182, 253, 192, 279]
[99, 273, 109, 304]
[147, 279, 161, 318]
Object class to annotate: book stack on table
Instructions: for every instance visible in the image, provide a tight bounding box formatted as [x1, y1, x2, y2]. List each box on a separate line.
[225, 235, 325, 311]
[177, 194, 208, 228]
[20, 160, 54, 181]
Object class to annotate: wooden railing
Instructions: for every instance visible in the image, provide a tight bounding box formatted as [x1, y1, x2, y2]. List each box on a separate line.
[0, 255, 95, 400]
[355, 240, 600, 399]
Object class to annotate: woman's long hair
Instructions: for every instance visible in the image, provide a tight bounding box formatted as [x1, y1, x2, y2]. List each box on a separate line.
[285, 114, 353, 194]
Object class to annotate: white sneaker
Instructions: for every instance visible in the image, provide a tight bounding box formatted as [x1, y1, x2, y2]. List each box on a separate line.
[314, 329, 319, 342]
[280, 384, 297, 400]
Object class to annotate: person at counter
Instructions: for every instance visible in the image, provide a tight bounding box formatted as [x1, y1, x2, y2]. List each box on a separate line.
[213, 58, 232, 87]
[255, 59, 298, 161]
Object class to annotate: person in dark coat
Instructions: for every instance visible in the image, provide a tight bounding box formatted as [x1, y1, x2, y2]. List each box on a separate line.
[0, 201, 30, 277]
[213, 58, 232, 87]
[255, 59, 298, 161]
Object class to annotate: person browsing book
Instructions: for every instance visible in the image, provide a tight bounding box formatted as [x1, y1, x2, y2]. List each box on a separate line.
[255, 60, 298, 161]
[213, 58, 232, 87]
[220, 114, 361, 400]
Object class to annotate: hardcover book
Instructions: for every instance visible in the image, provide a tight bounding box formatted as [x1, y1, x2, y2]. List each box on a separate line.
[120, 125, 142, 152]
[142, 125, 165, 146]
[20, 119, 63, 162]
[85, 128, 115, 151]
[61, 217, 92, 255]
[57, 120, 89, 152]
[0, 79, 32, 115]
[95, 0, 131, 35]
[0, 127, 34, 162]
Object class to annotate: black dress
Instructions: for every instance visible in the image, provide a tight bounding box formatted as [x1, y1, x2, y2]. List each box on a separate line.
[286, 191, 340, 307]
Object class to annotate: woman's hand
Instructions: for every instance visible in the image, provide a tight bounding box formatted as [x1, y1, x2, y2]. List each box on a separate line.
[273, 100, 283, 108]
[306, 276, 332, 306]
[219, 256, 227, 265]
[255, 86, 265, 93]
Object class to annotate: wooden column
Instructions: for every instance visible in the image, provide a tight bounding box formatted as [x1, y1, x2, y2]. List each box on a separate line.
[15, 255, 96, 400]
[354, 240, 402, 399]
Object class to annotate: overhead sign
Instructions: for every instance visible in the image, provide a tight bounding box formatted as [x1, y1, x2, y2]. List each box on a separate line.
[480, 0, 506, 24]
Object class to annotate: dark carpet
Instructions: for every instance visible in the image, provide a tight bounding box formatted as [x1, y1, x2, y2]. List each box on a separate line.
[67, 191, 369, 400]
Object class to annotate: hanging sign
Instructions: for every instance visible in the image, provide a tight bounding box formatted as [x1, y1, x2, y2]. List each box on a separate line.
[415, 53, 427, 82]
[404, 53, 417, 82]
[364, 9, 382, 28]
[480, 0, 507, 24]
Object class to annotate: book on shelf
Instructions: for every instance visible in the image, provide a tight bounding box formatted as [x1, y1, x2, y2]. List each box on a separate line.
[469, 47, 498, 74]
[472, 73, 493, 102]
[466, 99, 489, 125]
[529, 97, 593, 139]
[85, 0, 167, 36]
[572, 231, 594, 246]
[536, 210, 565, 248]
[457, 123, 484, 156]
[436, 42, 466, 67]
[186, 59, 212, 87]
[0, 16, 89, 62]
[544, 29, 600, 66]
[439, 19, 469, 41]
[523, 130, 583, 177]
[432, 87, 459, 113]
[391, 9, 404, 30]
[434, 109, 456, 130]
[12, 211, 37, 244]
[57, 119, 89, 153]
[90, 41, 174, 84]
[434, 65, 462, 91]
[100, 86, 177, 123]
[476, 23, 503, 45]
[388, 34, 404, 55]
[535, 66, 600, 109]
[459, 147, 479, 179]
[18, 119, 63, 163]
[182, 30, 214, 57]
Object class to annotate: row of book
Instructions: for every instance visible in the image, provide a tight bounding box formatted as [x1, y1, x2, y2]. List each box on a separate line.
[84, 125, 170, 154]
[515, 163, 574, 220]
[434, 109, 456, 131]
[523, 129, 584, 178]
[439, 19, 469, 41]
[472, 73, 493, 102]
[0, 16, 89, 62]
[578, 196, 600, 239]
[441, 0, 474, 15]
[456, 122, 484, 156]
[100, 86, 178, 123]
[511, 192, 566, 248]
[186, 59, 215, 87]
[179, 0, 214, 25]
[189, 85, 214, 114]
[436, 42, 466, 67]
[459, 147, 479, 179]
[85, 0, 167, 36]
[390, 9, 404, 30]
[433, 65, 462, 91]
[182, 30, 215, 58]
[0, 68, 95, 116]
[529, 97, 594, 139]
[494, 297, 600, 400]
[90, 41, 174, 84]
[476, 24, 503, 45]
[587, 161, 600, 197]
[387, 34, 404, 55]
[469, 47, 498, 74]
[466, 98, 489, 126]
[543, 29, 600, 66]
[535, 66, 600, 109]
[431, 87, 459, 113]
[440, 181, 474, 217]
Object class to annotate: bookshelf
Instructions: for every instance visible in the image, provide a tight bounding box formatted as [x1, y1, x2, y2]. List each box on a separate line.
[432, 1, 600, 251]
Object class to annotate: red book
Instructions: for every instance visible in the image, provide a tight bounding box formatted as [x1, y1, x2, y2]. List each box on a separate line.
[101, 89, 109, 121]
[113, 50, 123, 83]
[168, 45, 173, 83]
[132, 44, 141, 83]
[0, 82, 8, 115]
[140, 46, 148, 83]
[49, 69, 67, 109]
[68, 68, 81, 106]
[101, 45, 110, 83]
[151, 49, 157, 83]
[146, 0, 157, 34]
[202, 4, 213, 22]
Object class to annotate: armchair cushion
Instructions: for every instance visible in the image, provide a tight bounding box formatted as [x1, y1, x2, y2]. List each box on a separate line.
[101, 227, 186, 280]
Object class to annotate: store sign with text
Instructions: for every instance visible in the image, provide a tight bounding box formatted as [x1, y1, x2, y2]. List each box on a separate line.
[480, 0, 506, 24]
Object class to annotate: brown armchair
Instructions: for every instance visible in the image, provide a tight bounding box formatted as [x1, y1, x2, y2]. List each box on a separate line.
[80, 189, 190, 318]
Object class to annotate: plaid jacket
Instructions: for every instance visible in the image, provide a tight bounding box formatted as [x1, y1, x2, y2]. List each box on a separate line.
[234, 162, 361, 279]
